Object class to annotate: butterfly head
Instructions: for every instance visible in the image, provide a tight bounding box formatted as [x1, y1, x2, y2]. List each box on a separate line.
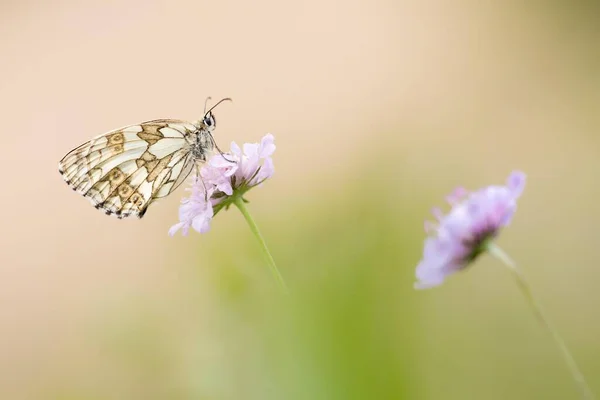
[202, 111, 216, 131]
[197, 97, 232, 132]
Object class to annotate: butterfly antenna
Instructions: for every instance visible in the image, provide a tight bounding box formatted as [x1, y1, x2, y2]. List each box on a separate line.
[203, 97, 212, 113]
[204, 97, 232, 116]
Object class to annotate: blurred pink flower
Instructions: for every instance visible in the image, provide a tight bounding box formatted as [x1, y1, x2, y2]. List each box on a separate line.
[415, 171, 526, 289]
[169, 134, 276, 236]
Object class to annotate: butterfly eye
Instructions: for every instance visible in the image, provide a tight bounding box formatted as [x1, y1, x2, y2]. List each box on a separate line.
[204, 113, 215, 127]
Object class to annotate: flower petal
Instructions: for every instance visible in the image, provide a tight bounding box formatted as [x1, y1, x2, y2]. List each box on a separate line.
[259, 134, 276, 158]
[507, 171, 526, 197]
[168, 222, 186, 236]
[230, 141, 241, 156]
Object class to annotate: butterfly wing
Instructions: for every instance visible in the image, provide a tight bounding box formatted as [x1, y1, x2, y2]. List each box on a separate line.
[59, 119, 198, 218]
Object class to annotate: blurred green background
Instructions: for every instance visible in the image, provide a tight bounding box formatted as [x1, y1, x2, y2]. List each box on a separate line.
[1, 0, 599, 399]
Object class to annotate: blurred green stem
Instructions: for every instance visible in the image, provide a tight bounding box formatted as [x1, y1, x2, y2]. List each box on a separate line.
[233, 197, 288, 293]
[487, 243, 595, 400]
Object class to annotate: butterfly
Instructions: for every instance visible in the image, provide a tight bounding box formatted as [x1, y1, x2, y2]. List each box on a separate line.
[58, 98, 231, 219]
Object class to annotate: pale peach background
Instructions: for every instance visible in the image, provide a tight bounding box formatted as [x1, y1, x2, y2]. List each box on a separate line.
[1, 1, 599, 398]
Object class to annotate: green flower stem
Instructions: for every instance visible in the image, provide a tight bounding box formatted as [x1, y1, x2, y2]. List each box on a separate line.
[233, 197, 288, 293]
[487, 243, 595, 400]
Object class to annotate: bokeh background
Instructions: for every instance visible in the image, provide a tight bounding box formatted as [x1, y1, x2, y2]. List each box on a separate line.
[1, 1, 599, 399]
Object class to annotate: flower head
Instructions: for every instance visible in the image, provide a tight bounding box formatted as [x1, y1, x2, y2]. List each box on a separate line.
[169, 134, 276, 236]
[415, 171, 526, 289]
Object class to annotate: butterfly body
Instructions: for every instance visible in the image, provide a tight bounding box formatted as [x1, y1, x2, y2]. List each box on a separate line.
[59, 109, 220, 219]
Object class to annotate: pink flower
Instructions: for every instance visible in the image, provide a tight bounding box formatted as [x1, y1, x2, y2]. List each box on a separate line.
[415, 171, 526, 289]
[205, 134, 276, 194]
[169, 134, 276, 236]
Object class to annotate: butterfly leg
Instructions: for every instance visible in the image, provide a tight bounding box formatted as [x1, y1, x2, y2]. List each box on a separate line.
[194, 163, 210, 202]
[209, 133, 236, 163]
